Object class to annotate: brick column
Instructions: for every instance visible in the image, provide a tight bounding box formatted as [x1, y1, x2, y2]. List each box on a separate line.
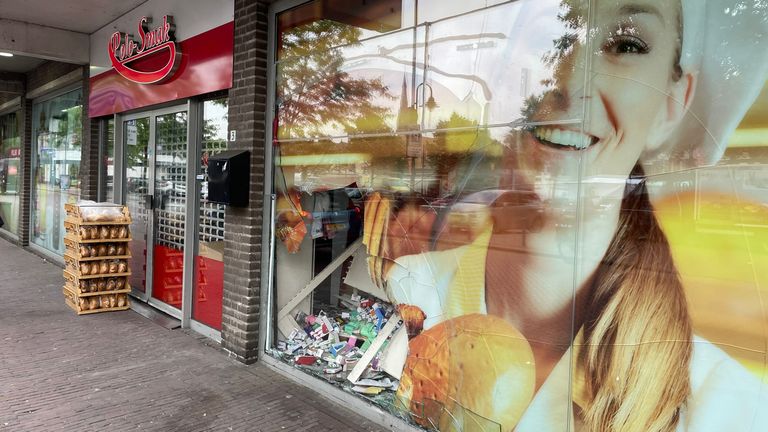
[18, 98, 32, 246]
[79, 68, 99, 201]
[220, 0, 270, 364]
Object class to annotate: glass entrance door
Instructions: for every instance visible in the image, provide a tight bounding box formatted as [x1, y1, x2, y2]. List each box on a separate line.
[121, 107, 188, 318]
[191, 98, 229, 332]
[150, 110, 188, 311]
[125, 117, 150, 295]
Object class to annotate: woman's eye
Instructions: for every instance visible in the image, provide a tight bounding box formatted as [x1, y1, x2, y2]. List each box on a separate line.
[602, 35, 650, 55]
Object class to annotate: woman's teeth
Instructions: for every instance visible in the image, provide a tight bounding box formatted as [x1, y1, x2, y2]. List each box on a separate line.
[533, 127, 595, 150]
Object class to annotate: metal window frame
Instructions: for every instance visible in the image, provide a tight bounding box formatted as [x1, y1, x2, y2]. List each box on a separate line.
[118, 104, 188, 321]
[119, 110, 154, 305]
[259, 0, 301, 362]
[114, 100, 222, 339]
[187, 95, 226, 341]
[182, 98, 202, 329]
[145, 104, 186, 320]
[191, 319, 222, 343]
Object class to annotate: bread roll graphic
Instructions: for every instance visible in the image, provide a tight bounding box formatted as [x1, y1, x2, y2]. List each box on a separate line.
[397, 314, 535, 432]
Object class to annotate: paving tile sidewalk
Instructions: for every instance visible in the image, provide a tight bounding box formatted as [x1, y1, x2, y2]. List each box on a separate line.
[0, 238, 388, 432]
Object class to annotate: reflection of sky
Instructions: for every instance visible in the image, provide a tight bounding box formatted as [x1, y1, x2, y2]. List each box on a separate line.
[204, 102, 228, 141]
[279, 0, 574, 139]
[423, 1, 569, 125]
[346, 0, 572, 127]
[412, 0, 510, 24]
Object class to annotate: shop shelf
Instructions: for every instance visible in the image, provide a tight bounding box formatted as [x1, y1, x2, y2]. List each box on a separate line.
[64, 269, 131, 287]
[64, 233, 132, 244]
[63, 282, 132, 297]
[64, 296, 131, 315]
[64, 222, 132, 240]
[64, 247, 130, 261]
[64, 251, 132, 261]
[62, 202, 134, 316]
[64, 216, 132, 226]
[64, 256, 130, 278]
[64, 269, 132, 281]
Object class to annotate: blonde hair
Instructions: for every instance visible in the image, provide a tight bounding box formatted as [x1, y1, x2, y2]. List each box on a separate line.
[580, 166, 692, 432]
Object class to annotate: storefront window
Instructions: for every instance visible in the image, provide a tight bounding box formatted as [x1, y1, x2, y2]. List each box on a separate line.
[31, 88, 83, 256]
[270, 1, 768, 430]
[193, 97, 229, 330]
[0, 110, 21, 235]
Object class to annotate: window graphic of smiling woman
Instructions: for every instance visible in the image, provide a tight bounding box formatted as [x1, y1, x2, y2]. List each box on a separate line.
[377, 1, 768, 431]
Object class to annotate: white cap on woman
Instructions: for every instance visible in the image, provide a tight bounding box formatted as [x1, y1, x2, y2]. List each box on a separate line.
[662, 0, 768, 169]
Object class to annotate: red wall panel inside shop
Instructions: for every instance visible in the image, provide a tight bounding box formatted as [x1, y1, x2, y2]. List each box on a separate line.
[194, 256, 224, 330]
[152, 244, 223, 329]
[152, 245, 184, 308]
[89, 22, 234, 117]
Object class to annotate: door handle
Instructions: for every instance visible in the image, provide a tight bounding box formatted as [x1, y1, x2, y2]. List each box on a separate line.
[144, 194, 154, 210]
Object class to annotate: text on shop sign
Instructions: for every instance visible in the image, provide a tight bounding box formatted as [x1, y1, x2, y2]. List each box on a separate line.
[108, 15, 181, 84]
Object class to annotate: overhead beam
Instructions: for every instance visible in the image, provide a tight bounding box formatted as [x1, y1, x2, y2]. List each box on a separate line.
[0, 18, 89, 64]
[26, 68, 83, 99]
[0, 97, 21, 112]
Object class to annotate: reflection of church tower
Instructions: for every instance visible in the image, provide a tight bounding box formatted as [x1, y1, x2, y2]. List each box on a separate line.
[396, 74, 417, 132]
[458, 92, 483, 124]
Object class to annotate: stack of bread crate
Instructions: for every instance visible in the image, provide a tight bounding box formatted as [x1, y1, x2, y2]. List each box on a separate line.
[62, 202, 132, 314]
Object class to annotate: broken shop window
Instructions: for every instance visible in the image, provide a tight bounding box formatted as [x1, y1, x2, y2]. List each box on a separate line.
[269, 187, 513, 430]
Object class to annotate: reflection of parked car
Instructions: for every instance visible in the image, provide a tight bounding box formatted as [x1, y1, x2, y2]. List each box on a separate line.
[447, 189, 545, 233]
[344, 187, 364, 205]
[127, 177, 148, 194]
[156, 178, 185, 198]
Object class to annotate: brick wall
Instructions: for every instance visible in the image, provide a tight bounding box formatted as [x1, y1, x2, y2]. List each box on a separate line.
[220, 0, 270, 364]
[25, 62, 80, 94]
[17, 98, 32, 246]
[79, 67, 99, 201]
[0, 72, 24, 106]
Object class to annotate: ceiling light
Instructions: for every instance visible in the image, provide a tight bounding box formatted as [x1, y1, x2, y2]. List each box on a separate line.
[0, 52, 13, 57]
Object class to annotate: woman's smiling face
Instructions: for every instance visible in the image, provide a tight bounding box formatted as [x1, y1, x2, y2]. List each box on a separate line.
[523, 0, 689, 177]
[488, 0, 695, 321]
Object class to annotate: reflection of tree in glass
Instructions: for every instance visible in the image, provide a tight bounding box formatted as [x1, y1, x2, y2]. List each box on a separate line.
[125, 120, 149, 169]
[54, 105, 82, 149]
[277, 20, 392, 138]
[156, 113, 186, 141]
[202, 99, 229, 177]
[522, 0, 585, 121]
[203, 99, 228, 143]
[430, 112, 502, 196]
[543, 0, 585, 68]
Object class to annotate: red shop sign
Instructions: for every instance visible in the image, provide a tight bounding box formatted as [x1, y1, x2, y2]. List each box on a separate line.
[9, 148, 20, 158]
[108, 15, 181, 84]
